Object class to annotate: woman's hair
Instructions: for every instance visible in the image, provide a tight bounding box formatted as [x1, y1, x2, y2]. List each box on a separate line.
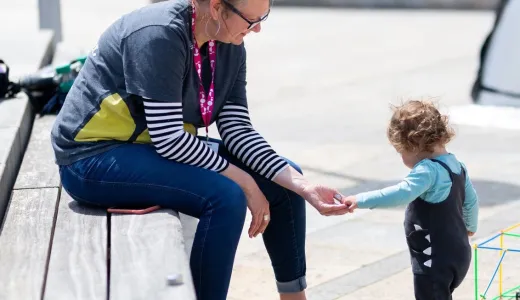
[197, 0, 244, 13]
[387, 99, 455, 153]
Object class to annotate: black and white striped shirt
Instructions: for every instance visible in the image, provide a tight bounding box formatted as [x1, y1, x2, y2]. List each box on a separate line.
[143, 99, 289, 180]
[144, 100, 228, 172]
[216, 102, 289, 180]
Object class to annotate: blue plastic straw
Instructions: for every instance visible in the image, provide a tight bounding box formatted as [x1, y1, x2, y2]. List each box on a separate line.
[478, 246, 520, 253]
[482, 250, 507, 298]
[478, 233, 502, 247]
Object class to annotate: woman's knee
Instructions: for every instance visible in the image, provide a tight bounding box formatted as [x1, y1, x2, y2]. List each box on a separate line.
[211, 180, 247, 223]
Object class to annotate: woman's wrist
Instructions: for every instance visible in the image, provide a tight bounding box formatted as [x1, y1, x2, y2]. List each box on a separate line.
[291, 177, 312, 197]
[272, 166, 312, 198]
[220, 163, 255, 192]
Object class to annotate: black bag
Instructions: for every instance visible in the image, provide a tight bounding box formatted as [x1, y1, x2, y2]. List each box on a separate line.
[18, 64, 65, 115]
[0, 57, 84, 115]
[0, 59, 20, 99]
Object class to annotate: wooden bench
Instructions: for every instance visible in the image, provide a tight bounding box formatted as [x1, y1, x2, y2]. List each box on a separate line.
[0, 29, 54, 220]
[0, 41, 196, 300]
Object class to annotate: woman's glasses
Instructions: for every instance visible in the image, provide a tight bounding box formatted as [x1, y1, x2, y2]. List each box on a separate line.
[222, 0, 270, 30]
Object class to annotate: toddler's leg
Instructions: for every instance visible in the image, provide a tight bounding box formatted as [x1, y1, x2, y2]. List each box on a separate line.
[413, 273, 453, 300]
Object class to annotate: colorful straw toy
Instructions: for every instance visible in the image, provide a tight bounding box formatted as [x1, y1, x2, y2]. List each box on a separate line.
[474, 223, 520, 300]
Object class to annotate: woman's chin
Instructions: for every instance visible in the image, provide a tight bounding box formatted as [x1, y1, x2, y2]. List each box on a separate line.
[232, 33, 247, 45]
[235, 33, 246, 45]
[232, 39, 245, 46]
[218, 33, 245, 46]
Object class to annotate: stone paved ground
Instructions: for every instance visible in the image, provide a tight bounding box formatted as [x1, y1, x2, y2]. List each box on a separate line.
[223, 8, 520, 300]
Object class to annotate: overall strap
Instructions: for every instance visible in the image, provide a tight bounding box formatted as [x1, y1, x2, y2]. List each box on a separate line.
[430, 159, 454, 181]
[430, 158, 466, 182]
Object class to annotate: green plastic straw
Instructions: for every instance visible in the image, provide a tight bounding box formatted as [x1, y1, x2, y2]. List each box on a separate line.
[475, 246, 479, 300]
[503, 232, 520, 238]
[492, 284, 520, 300]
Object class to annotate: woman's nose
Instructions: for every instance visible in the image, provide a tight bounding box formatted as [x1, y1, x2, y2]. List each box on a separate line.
[251, 23, 262, 33]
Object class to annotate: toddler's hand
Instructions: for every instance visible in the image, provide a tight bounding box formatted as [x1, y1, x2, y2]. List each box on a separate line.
[341, 195, 358, 212]
[468, 231, 475, 237]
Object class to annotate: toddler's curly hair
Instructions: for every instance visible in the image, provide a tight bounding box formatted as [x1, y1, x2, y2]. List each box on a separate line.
[387, 99, 455, 153]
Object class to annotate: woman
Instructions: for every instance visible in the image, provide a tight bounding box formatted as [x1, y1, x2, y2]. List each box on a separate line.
[51, 0, 350, 299]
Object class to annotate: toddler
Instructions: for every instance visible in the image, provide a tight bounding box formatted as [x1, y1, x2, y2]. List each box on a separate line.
[343, 100, 479, 300]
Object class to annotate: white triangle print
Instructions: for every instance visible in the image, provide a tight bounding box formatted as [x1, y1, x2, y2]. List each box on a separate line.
[414, 224, 423, 230]
[424, 260, 432, 267]
[425, 235, 431, 242]
[423, 247, 432, 255]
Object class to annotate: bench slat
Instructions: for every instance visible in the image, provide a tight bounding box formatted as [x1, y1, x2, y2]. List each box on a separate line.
[110, 210, 196, 300]
[43, 191, 107, 300]
[0, 188, 59, 300]
[14, 115, 60, 189]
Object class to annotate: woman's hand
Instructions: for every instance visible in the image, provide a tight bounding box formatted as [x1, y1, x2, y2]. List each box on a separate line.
[302, 184, 352, 216]
[242, 180, 270, 238]
[221, 164, 270, 238]
[270, 165, 352, 216]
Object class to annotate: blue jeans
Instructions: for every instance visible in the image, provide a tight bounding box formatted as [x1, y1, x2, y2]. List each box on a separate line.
[59, 139, 307, 299]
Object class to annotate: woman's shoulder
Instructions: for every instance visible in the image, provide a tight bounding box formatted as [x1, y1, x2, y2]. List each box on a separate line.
[217, 41, 247, 67]
[118, 0, 191, 41]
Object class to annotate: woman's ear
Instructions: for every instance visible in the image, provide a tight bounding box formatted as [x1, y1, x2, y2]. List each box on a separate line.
[209, 0, 222, 20]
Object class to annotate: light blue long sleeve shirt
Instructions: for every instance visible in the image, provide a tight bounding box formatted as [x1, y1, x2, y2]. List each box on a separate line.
[356, 153, 479, 233]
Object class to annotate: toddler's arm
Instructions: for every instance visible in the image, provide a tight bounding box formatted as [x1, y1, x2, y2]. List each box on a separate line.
[355, 162, 434, 209]
[462, 163, 479, 234]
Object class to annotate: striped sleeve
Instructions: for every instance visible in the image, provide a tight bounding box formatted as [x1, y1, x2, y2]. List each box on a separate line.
[144, 99, 228, 172]
[216, 101, 289, 180]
